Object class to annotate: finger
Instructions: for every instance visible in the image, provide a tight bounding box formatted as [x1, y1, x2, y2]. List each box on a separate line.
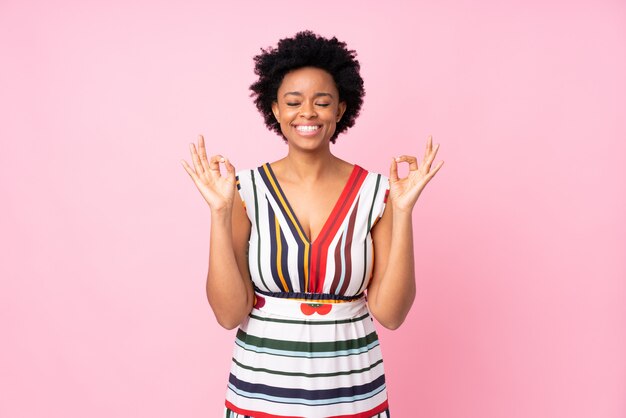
[432, 144, 441, 158]
[424, 143, 440, 170]
[396, 155, 419, 171]
[197, 135, 211, 174]
[389, 157, 399, 182]
[180, 159, 201, 184]
[224, 157, 236, 181]
[425, 160, 444, 181]
[427, 142, 440, 159]
[208, 154, 226, 175]
[190, 143, 204, 175]
[426, 135, 434, 158]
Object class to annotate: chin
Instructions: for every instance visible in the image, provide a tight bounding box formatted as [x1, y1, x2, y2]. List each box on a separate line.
[283, 132, 330, 146]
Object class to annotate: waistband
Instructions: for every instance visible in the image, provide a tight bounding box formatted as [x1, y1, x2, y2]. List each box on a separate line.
[252, 291, 368, 321]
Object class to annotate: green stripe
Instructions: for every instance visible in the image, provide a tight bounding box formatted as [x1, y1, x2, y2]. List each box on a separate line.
[231, 357, 384, 378]
[236, 329, 379, 353]
[250, 170, 270, 291]
[249, 312, 370, 325]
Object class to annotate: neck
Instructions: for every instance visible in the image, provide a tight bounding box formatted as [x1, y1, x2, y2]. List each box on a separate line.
[282, 145, 338, 183]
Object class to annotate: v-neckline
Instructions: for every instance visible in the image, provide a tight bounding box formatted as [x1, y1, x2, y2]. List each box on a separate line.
[263, 162, 360, 245]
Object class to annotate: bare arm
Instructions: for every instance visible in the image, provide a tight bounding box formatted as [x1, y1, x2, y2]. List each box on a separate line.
[181, 135, 254, 330]
[367, 200, 415, 330]
[207, 194, 253, 329]
[367, 136, 444, 330]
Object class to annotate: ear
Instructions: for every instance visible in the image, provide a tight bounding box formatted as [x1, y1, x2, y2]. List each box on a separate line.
[271, 100, 280, 123]
[336, 101, 347, 122]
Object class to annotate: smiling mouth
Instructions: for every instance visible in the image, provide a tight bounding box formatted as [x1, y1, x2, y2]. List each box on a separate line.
[294, 125, 322, 133]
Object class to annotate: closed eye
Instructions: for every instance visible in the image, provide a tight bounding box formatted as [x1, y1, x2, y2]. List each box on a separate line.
[285, 102, 330, 107]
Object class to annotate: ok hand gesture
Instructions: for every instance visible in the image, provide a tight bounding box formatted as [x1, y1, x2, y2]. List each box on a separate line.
[180, 134, 236, 213]
[389, 135, 443, 213]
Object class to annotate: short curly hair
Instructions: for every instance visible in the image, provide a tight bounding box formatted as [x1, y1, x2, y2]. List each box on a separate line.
[249, 30, 365, 144]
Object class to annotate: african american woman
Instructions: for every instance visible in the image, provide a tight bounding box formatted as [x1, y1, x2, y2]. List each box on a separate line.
[181, 30, 443, 418]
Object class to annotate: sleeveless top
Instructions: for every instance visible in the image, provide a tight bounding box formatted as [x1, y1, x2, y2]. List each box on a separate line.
[224, 162, 391, 418]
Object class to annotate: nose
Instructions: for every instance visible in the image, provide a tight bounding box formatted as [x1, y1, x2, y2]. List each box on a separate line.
[299, 101, 317, 119]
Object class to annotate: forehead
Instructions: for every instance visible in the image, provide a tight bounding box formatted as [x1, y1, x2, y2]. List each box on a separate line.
[278, 67, 338, 94]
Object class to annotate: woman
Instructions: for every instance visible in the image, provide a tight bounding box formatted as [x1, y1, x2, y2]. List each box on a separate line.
[181, 30, 443, 418]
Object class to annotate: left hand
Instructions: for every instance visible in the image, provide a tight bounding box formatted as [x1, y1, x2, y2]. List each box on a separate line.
[389, 135, 444, 212]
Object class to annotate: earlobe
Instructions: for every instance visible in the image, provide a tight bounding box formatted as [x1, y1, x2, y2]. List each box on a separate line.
[271, 101, 280, 123]
[337, 101, 347, 122]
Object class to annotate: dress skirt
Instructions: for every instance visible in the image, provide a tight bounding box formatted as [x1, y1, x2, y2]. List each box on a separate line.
[224, 292, 390, 418]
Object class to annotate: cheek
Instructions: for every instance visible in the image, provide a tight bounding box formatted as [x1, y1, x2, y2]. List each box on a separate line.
[279, 107, 296, 121]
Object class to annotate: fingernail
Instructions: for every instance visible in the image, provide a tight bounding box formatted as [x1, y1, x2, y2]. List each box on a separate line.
[220, 157, 225, 162]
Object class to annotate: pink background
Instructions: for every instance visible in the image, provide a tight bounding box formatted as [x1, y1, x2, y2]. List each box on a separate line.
[1, 0, 624, 417]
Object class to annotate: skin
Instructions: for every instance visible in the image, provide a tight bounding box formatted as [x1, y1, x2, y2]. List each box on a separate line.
[181, 66, 444, 330]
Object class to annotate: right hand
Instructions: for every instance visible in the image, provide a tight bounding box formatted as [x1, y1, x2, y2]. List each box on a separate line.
[181, 134, 236, 213]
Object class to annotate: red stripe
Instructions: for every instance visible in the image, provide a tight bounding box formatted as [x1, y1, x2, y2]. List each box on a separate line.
[225, 400, 299, 418]
[225, 399, 389, 418]
[310, 166, 367, 293]
[329, 400, 389, 418]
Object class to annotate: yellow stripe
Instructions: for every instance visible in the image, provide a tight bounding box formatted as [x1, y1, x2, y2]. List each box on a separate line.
[262, 164, 309, 243]
[289, 298, 355, 303]
[274, 216, 289, 291]
[263, 164, 310, 291]
[303, 245, 309, 291]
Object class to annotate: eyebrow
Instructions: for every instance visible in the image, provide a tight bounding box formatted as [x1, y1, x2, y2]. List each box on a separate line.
[282, 92, 334, 99]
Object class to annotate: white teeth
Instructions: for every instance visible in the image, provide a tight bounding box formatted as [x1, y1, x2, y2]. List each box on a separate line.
[296, 125, 320, 132]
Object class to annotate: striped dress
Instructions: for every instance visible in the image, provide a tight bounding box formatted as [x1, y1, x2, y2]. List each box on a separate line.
[224, 162, 391, 418]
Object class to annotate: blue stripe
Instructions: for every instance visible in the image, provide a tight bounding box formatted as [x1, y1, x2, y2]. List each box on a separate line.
[227, 373, 386, 405]
[227, 383, 386, 406]
[266, 201, 286, 291]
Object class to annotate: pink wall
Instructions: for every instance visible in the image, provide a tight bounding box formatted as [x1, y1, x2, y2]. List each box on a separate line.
[1, 0, 624, 417]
